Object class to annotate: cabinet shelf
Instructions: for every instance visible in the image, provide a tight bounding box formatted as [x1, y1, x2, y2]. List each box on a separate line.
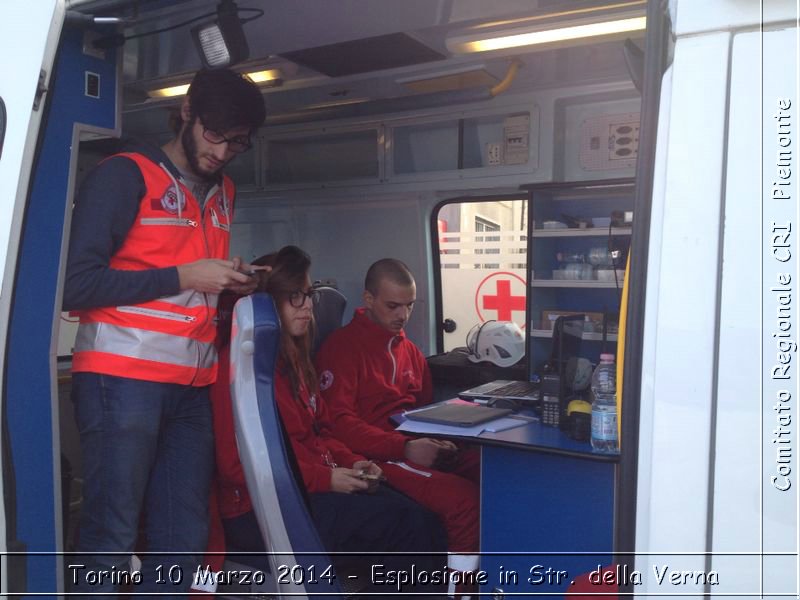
[530, 279, 623, 288]
[530, 328, 618, 342]
[530, 227, 632, 238]
[526, 179, 634, 376]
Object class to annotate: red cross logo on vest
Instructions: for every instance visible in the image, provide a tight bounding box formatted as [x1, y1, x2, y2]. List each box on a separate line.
[474, 272, 526, 324]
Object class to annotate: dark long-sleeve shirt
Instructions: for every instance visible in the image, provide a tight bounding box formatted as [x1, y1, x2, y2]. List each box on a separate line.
[63, 142, 196, 311]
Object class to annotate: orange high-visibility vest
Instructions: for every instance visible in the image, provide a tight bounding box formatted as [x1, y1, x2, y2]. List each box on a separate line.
[72, 153, 235, 386]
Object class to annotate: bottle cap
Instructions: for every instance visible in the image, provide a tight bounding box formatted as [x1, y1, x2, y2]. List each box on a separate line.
[600, 353, 615, 362]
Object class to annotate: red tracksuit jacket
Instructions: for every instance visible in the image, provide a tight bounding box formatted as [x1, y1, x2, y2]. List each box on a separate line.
[213, 353, 365, 517]
[275, 366, 366, 493]
[315, 308, 433, 461]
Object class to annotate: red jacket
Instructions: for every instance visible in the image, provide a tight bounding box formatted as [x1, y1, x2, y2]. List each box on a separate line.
[315, 308, 433, 461]
[212, 349, 365, 520]
[275, 366, 365, 493]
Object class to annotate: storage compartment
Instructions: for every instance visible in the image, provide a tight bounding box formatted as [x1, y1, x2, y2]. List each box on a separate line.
[391, 109, 537, 176]
[265, 128, 380, 183]
[393, 120, 459, 174]
[526, 181, 634, 375]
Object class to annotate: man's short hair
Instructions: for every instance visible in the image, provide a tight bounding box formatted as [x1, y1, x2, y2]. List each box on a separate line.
[365, 259, 415, 295]
[184, 69, 266, 134]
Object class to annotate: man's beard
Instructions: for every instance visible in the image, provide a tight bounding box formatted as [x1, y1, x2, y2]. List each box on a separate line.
[181, 124, 215, 180]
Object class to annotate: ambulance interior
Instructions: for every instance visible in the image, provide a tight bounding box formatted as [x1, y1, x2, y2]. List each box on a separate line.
[66, 0, 649, 355]
[9, 0, 665, 593]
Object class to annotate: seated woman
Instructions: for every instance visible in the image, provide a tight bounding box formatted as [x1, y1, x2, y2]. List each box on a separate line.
[211, 245, 446, 592]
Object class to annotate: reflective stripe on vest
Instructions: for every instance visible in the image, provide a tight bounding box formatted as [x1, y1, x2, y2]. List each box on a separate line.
[72, 350, 217, 387]
[72, 153, 233, 386]
[74, 322, 216, 369]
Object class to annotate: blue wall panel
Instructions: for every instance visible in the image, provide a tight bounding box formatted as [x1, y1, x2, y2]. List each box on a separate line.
[6, 25, 116, 594]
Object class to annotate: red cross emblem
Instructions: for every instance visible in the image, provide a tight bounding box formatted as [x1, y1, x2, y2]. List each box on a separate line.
[475, 272, 526, 323]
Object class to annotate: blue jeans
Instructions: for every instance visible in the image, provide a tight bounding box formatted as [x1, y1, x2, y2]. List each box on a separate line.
[70, 373, 213, 598]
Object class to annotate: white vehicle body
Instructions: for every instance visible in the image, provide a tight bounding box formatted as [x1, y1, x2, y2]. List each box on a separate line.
[0, 0, 796, 596]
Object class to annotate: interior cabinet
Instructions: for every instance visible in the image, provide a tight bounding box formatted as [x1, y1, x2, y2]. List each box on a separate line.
[525, 180, 634, 376]
[389, 109, 536, 177]
[264, 127, 381, 184]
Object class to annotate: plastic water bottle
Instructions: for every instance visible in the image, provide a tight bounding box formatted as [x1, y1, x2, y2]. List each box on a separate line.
[590, 353, 619, 453]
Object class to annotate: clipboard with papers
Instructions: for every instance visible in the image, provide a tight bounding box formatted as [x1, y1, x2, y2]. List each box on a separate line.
[396, 399, 535, 437]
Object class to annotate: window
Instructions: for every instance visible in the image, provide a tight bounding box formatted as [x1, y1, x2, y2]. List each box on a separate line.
[434, 197, 527, 352]
[474, 216, 501, 269]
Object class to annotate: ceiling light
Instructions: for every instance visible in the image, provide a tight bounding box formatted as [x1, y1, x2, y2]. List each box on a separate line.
[191, 0, 249, 69]
[147, 68, 282, 99]
[448, 16, 646, 54]
[464, 1, 646, 31]
[147, 83, 190, 99]
[246, 68, 283, 87]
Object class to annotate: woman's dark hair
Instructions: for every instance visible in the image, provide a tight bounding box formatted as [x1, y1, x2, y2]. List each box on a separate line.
[253, 246, 317, 400]
[177, 68, 266, 135]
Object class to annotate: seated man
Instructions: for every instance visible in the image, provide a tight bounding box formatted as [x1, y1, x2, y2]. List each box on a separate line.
[316, 258, 480, 594]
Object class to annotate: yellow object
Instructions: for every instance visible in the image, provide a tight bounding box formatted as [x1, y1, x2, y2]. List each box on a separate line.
[615, 253, 631, 444]
[567, 399, 592, 416]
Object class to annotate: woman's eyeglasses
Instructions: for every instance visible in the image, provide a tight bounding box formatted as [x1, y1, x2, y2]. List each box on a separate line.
[289, 289, 320, 308]
[202, 127, 252, 153]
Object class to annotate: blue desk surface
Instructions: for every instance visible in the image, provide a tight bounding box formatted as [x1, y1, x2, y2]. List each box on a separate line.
[395, 409, 619, 462]
[477, 419, 619, 462]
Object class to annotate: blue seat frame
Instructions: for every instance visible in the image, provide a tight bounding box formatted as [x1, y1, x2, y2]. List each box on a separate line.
[230, 293, 344, 599]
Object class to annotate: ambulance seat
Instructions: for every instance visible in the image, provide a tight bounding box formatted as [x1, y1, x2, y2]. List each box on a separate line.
[229, 293, 344, 599]
[312, 285, 347, 353]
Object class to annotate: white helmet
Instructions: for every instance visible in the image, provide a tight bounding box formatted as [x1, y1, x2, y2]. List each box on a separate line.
[466, 321, 525, 367]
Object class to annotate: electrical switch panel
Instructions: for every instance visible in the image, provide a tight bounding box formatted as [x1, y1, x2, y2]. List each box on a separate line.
[579, 112, 640, 171]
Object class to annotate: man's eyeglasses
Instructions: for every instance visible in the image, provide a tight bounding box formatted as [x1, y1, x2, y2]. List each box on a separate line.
[202, 127, 252, 153]
[289, 289, 320, 308]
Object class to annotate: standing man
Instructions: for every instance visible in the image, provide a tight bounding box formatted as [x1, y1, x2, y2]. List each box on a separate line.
[315, 259, 480, 598]
[63, 69, 265, 595]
